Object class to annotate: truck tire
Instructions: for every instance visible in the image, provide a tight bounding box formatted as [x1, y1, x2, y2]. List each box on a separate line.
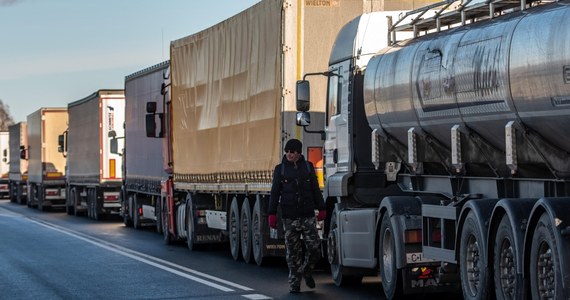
[380, 211, 402, 299]
[240, 197, 253, 263]
[17, 184, 25, 205]
[162, 198, 172, 244]
[38, 186, 47, 212]
[329, 207, 362, 286]
[122, 192, 132, 227]
[530, 213, 563, 300]
[460, 211, 490, 300]
[186, 195, 196, 251]
[133, 194, 141, 230]
[156, 197, 163, 234]
[73, 188, 82, 217]
[493, 214, 520, 300]
[229, 197, 241, 260]
[252, 197, 264, 266]
[92, 189, 101, 221]
[66, 188, 75, 215]
[9, 183, 16, 203]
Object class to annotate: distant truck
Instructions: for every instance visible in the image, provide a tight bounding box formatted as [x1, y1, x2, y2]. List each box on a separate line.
[0, 131, 9, 198]
[62, 90, 125, 220]
[26, 108, 68, 210]
[121, 62, 169, 229]
[144, 0, 391, 265]
[8, 122, 28, 204]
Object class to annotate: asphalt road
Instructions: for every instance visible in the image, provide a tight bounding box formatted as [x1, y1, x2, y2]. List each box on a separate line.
[0, 199, 387, 300]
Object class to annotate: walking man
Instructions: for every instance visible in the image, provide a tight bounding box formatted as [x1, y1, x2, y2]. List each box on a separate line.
[268, 138, 326, 293]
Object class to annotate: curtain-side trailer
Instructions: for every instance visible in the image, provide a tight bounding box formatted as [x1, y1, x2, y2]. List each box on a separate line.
[63, 90, 125, 220]
[122, 61, 169, 229]
[8, 122, 27, 204]
[26, 108, 68, 211]
[145, 0, 421, 265]
[0, 131, 10, 198]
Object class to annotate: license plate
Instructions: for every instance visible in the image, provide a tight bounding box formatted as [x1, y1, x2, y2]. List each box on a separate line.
[406, 252, 435, 264]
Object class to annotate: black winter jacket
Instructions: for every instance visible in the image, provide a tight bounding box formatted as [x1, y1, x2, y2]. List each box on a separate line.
[268, 155, 325, 219]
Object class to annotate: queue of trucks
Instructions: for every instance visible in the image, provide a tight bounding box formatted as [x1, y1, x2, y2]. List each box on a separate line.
[5, 0, 570, 299]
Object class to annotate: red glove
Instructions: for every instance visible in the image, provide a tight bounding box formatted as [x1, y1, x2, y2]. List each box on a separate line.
[268, 214, 278, 229]
[317, 210, 326, 221]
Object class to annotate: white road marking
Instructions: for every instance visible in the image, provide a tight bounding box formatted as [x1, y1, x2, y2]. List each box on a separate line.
[24, 216, 267, 296]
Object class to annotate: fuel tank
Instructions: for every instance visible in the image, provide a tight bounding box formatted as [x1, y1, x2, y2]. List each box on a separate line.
[364, 2, 570, 163]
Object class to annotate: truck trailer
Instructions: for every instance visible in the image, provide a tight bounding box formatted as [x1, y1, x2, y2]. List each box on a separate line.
[26, 108, 68, 211]
[296, 0, 570, 298]
[63, 90, 125, 220]
[8, 122, 27, 204]
[121, 61, 169, 229]
[0, 131, 10, 198]
[144, 0, 423, 265]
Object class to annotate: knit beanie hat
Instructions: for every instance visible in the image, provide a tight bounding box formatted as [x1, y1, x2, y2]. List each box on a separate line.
[284, 139, 302, 154]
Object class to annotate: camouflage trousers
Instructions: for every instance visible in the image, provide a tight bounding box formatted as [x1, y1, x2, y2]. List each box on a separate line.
[283, 216, 321, 289]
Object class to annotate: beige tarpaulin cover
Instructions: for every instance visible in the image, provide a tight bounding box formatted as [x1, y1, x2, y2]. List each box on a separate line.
[171, 0, 282, 180]
[169, 0, 442, 185]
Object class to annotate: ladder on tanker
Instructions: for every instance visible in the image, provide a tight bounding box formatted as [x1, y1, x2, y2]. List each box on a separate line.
[388, 0, 560, 45]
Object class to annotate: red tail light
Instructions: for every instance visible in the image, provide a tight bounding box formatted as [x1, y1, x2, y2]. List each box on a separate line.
[404, 230, 422, 244]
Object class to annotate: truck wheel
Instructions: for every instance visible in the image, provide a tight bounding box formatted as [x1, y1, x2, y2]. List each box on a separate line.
[17, 184, 25, 205]
[493, 214, 520, 300]
[162, 198, 172, 245]
[66, 188, 75, 215]
[530, 213, 563, 299]
[460, 211, 490, 300]
[123, 192, 132, 227]
[9, 183, 16, 203]
[37, 186, 46, 211]
[252, 197, 264, 266]
[329, 207, 362, 286]
[229, 197, 241, 260]
[156, 197, 163, 234]
[92, 189, 101, 221]
[73, 188, 82, 217]
[133, 194, 141, 230]
[240, 197, 253, 263]
[186, 195, 196, 251]
[380, 211, 402, 299]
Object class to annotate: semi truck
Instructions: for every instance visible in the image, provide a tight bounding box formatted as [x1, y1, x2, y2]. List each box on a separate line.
[121, 61, 169, 229]
[63, 90, 125, 220]
[8, 122, 27, 204]
[0, 131, 10, 198]
[296, 0, 570, 299]
[144, 0, 428, 265]
[25, 108, 68, 211]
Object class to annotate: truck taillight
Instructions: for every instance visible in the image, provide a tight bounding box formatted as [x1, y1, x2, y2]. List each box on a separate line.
[405, 230, 422, 244]
[307, 147, 324, 189]
[109, 159, 116, 178]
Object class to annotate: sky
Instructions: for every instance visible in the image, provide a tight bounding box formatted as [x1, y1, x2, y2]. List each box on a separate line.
[0, 0, 261, 123]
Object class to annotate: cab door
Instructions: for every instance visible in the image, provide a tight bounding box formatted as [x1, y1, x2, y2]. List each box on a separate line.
[324, 61, 352, 196]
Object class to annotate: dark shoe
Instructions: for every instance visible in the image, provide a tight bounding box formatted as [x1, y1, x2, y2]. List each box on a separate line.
[304, 276, 315, 289]
[289, 286, 301, 293]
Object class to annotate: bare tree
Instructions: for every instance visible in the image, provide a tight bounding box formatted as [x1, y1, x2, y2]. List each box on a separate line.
[0, 99, 15, 131]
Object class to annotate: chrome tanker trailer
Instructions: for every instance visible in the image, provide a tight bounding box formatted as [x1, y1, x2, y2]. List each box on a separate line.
[296, 0, 570, 299]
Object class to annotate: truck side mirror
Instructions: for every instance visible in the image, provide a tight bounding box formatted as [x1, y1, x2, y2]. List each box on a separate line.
[110, 138, 119, 155]
[296, 112, 311, 127]
[147, 101, 157, 113]
[58, 134, 65, 153]
[146, 113, 164, 138]
[296, 80, 310, 112]
[19, 145, 26, 160]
